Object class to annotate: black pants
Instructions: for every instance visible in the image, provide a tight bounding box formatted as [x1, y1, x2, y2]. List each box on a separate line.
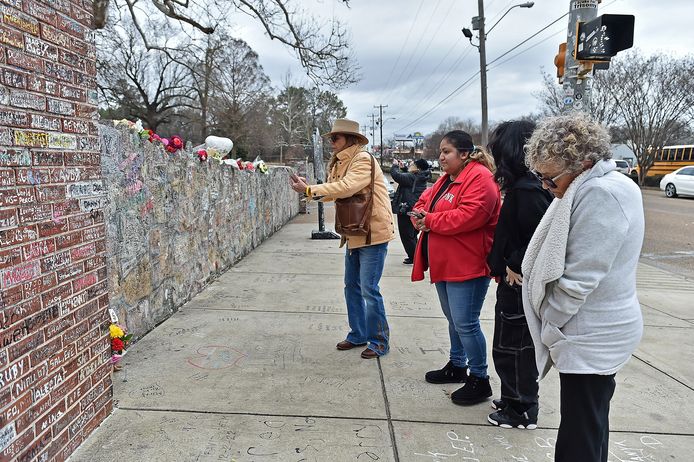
[397, 213, 417, 260]
[555, 373, 616, 462]
[492, 281, 538, 407]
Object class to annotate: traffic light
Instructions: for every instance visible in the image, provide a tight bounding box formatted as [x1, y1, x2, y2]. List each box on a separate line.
[575, 14, 635, 61]
[554, 42, 567, 82]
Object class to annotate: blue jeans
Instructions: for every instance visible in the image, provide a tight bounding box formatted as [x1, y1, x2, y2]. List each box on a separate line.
[435, 277, 490, 377]
[344, 243, 390, 355]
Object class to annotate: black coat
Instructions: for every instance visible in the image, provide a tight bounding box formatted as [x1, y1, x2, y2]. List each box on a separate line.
[390, 165, 431, 214]
[487, 173, 553, 276]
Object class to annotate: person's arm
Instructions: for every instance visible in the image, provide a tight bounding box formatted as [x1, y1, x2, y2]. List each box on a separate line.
[424, 174, 499, 236]
[309, 154, 372, 200]
[506, 189, 552, 273]
[542, 186, 630, 329]
[390, 164, 414, 186]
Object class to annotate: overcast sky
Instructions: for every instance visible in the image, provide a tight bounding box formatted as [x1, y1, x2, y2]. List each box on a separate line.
[230, 0, 692, 141]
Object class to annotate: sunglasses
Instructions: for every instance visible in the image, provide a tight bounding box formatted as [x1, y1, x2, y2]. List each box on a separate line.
[329, 135, 343, 143]
[532, 170, 569, 189]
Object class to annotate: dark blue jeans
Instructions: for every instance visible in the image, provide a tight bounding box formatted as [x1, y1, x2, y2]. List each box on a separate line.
[344, 243, 390, 356]
[435, 277, 490, 377]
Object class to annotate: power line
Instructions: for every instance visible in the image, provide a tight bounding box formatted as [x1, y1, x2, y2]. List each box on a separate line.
[487, 11, 569, 67]
[397, 0, 621, 133]
[397, 70, 480, 132]
[383, 0, 446, 102]
[396, 0, 459, 92]
[379, 2, 425, 99]
[488, 27, 565, 71]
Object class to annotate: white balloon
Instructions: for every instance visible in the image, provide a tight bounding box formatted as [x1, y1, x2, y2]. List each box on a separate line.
[205, 136, 233, 155]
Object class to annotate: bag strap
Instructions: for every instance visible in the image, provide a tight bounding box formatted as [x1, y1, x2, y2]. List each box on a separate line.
[361, 154, 375, 245]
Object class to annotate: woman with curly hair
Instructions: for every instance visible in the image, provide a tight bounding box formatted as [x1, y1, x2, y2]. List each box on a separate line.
[522, 113, 644, 461]
[411, 130, 501, 405]
[486, 120, 552, 430]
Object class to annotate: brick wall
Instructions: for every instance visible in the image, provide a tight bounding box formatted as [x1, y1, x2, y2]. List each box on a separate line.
[0, 1, 112, 461]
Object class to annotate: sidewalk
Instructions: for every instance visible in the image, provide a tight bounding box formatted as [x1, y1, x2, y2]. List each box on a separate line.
[71, 204, 694, 461]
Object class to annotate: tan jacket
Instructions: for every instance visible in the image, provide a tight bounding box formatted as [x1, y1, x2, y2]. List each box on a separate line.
[310, 145, 395, 249]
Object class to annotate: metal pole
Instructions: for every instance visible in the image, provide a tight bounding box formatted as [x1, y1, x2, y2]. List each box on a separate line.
[311, 128, 339, 240]
[562, 0, 599, 113]
[379, 106, 384, 169]
[477, 0, 489, 146]
[374, 105, 388, 168]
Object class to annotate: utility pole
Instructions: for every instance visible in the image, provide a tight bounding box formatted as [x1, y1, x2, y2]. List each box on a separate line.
[367, 113, 377, 152]
[374, 104, 388, 168]
[561, 0, 599, 113]
[476, 0, 489, 146]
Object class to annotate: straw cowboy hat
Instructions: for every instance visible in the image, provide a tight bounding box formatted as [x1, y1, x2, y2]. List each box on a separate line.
[322, 118, 369, 146]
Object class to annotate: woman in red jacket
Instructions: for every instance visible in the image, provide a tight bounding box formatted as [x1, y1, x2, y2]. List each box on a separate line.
[411, 130, 501, 405]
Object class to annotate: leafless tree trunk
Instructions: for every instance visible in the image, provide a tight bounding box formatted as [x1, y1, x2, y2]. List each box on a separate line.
[95, 0, 359, 89]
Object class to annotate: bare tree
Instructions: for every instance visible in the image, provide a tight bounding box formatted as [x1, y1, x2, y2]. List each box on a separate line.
[534, 68, 619, 126]
[97, 21, 196, 132]
[95, 0, 359, 89]
[535, 51, 694, 183]
[423, 117, 481, 159]
[601, 51, 694, 183]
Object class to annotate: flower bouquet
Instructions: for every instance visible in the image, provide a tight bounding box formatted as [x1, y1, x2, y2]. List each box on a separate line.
[109, 323, 132, 371]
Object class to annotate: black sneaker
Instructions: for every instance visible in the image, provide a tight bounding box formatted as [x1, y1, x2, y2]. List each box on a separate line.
[451, 374, 492, 405]
[491, 398, 507, 411]
[425, 361, 468, 384]
[487, 404, 538, 430]
[403, 258, 413, 264]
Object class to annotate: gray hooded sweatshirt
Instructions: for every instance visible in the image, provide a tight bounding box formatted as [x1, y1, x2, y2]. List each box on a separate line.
[522, 159, 644, 378]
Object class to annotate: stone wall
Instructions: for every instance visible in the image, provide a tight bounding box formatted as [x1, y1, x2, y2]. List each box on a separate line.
[0, 0, 112, 460]
[100, 125, 300, 339]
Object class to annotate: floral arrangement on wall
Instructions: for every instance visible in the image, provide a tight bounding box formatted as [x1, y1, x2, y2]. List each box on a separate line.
[113, 119, 268, 173]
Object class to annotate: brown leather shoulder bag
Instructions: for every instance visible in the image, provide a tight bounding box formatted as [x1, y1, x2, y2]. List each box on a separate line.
[335, 154, 375, 244]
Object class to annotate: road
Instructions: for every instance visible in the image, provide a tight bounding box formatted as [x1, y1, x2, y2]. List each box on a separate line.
[641, 188, 694, 280]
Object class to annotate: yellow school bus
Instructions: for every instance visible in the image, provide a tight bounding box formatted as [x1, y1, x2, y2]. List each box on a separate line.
[646, 145, 694, 176]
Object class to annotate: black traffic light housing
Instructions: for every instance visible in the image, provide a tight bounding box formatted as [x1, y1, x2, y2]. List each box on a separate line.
[575, 14, 635, 61]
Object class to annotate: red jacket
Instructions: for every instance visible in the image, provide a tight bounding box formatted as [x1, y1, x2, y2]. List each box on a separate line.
[411, 161, 501, 283]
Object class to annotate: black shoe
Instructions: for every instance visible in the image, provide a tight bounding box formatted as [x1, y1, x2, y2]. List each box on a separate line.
[451, 374, 492, 405]
[487, 404, 538, 430]
[403, 258, 413, 264]
[491, 398, 507, 411]
[425, 361, 468, 384]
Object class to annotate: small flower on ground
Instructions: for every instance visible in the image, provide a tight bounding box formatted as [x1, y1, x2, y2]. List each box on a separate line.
[112, 337, 125, 352]
[109, 324, 124, 339]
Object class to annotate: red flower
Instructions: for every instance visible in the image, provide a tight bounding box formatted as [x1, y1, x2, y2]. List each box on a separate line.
[112, 338, 125, 352]
[197, 149, 208, 162]
[170, 136, 184, 150]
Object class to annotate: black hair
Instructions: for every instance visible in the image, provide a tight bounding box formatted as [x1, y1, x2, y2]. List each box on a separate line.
[488, 120, 536, 191]
[442, 130, 495, 173]
[442, 130, 474, 152]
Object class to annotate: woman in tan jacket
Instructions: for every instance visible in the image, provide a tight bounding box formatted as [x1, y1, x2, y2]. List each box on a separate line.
[290, 119, 395, 359]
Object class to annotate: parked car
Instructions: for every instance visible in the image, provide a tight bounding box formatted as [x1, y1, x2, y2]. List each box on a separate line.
[614, 159, 631, 175]
[660, 166, 694, 198]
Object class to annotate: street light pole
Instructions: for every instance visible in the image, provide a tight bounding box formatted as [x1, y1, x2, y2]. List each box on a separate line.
[464, 2, 534, 146]
[477, 0, 488, 146]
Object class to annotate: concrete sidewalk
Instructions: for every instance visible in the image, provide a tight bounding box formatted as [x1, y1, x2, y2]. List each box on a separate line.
[72, 205, 694, 461]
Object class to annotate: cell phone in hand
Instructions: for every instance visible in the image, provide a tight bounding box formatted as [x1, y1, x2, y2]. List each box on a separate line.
[407, 211, 424, 219]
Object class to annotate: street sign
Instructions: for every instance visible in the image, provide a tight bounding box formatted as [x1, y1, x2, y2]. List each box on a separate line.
[576, 14, 634, 61]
